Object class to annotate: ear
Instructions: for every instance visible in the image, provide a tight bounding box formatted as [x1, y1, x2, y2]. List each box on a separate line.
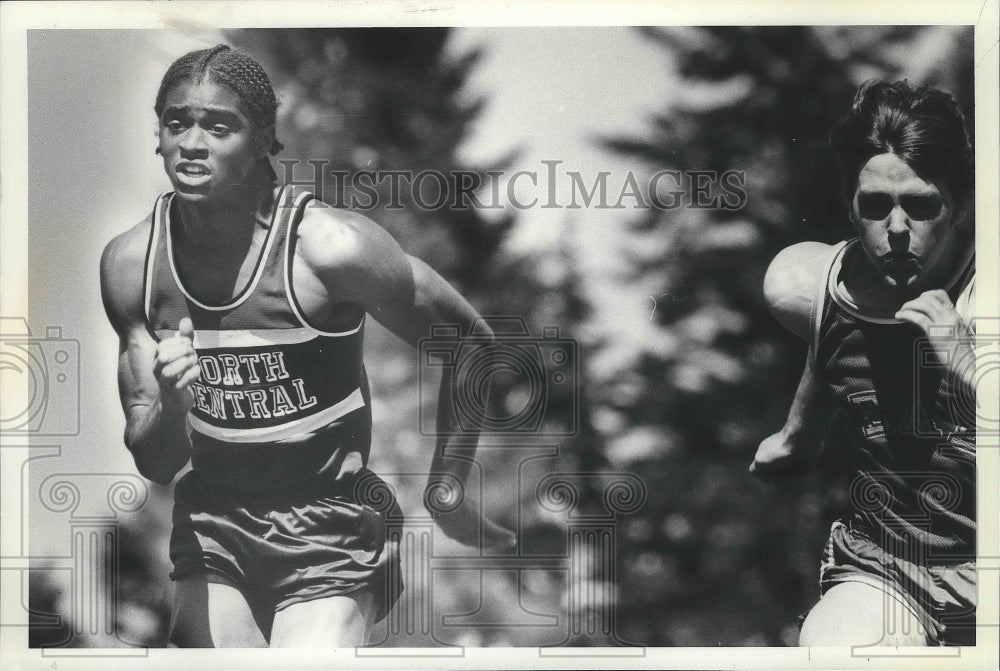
[952, 199, 971, 231]
[842, 177, 860, 226]
[845, 191, 861, 230]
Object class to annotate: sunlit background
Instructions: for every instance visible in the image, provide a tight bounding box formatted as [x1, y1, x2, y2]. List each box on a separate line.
[23, 26, 972, 647]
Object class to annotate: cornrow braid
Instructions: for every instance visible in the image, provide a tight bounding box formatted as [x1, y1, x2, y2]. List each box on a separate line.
[155, 44, 285, 179]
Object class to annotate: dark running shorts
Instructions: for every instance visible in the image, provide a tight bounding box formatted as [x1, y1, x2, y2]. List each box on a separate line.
[819, 521, 976, 646]
[169, 468, 403, 624]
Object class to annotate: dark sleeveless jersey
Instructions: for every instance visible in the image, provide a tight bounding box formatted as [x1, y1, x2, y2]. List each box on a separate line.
[144, 185, 372, 492]
[812, 238, 976, 562]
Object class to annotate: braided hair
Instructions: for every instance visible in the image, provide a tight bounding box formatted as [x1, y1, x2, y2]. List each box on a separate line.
[155, 44, 284, 182]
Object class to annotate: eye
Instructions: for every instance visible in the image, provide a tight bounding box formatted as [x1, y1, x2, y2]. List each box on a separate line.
[901, 195, 943, 220]
[857, 193, 893, 220]
[209, 124, 231, 136]
[164, 119, 187, 133]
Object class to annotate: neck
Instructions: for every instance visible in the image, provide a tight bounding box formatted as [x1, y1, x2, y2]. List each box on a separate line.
[174, 173, 277, 254]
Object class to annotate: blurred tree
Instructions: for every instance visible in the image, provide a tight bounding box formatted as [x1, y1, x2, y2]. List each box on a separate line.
[229, 28, 516, 294]
[600, 26, 973, 645]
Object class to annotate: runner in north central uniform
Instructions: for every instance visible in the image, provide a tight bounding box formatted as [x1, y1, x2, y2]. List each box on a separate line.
[751, 80, 977, 646]
[101, 44, 514, 648]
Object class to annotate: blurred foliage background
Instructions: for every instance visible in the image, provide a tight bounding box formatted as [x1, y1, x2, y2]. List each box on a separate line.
[29, 25, 973, 648]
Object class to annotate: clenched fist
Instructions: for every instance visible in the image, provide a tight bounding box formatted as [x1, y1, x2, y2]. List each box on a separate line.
[153, 317, 201, 412]
[896, 289, 976, 391]
[749, 430, 817, 481]
[895, 289, 971, 340]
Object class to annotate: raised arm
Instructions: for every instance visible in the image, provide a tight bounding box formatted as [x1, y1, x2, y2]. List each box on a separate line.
[100, 220, 197, 484]
[296, 206, 515, 550]
[895, 281, 977, 396]
[751, 242, 840, 479]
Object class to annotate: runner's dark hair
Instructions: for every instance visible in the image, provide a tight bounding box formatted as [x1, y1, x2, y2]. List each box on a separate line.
[830, 80, 972, 206]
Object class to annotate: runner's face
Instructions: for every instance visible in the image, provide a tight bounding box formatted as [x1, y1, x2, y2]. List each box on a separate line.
[850, 152, 964, 292]
[158, 79, 265, 201]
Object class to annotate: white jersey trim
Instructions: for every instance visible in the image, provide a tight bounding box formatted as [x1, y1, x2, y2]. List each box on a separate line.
[188, 386, 365, 443]
[164, 186, 288, 312]
[283, 192, 366, 338]
[155, 327, 319, 348]
[827, 238, 976, 326]
[143, 194, 165, 324]
[810, 240, 850, 363]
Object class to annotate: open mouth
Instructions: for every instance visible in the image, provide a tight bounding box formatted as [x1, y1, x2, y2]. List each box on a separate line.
[176, 163, 212, 182]
[881, 253, 919, 276]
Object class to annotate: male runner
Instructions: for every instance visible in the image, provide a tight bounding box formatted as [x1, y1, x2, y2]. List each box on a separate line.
[751, 80, 977, 645]
[101, 44, 513, 648]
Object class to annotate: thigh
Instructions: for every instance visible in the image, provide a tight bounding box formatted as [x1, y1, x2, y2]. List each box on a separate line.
[799, 581, 929, 646]
[269, 591, 374, 648]
[169, 575, 269, 648]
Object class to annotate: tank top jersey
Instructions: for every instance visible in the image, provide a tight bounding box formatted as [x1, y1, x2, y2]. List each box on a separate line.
[144, 185, 372, 493]
[812, 238, 976, 561]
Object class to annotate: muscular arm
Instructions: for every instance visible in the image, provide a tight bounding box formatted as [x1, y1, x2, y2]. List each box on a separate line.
[751, 242, 839, 478]
[750, 358, 838, 478]
[297, 207, 514, 550]
[100, 222, 195, 484]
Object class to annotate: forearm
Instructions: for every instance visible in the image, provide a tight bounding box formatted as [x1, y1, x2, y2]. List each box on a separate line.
[779, 358, 838, 446]
[124, 399, 191, 484]
[425, 329, 494, 507]
[424, 335, 515, 549]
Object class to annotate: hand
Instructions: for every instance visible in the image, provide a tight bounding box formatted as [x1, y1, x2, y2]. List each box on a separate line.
[895, 289, 971, 341]
[434, 500, 517, 552]
[153, 317, 200, 413]
[896, 290, 975, 379]
[425, 479, 516, 552]
[749, 430, 816, 481]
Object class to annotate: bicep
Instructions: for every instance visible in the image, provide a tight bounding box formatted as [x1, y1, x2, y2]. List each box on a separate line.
[100, 233, 157, 416]
[370, 254, 480, 347]
[304, 209, 481, 347]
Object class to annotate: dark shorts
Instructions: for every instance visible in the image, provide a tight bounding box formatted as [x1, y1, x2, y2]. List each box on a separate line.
[169, 468, 403, 625]
[819, 521, 976, 646]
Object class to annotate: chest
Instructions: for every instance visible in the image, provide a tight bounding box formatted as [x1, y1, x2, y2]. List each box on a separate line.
[818, 319, 965, 439]
[172, 236, 266, 307]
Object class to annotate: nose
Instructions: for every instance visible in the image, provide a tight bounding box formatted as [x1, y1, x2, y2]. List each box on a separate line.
[179, 126, 208, 159]
[886, 204, 910, 251]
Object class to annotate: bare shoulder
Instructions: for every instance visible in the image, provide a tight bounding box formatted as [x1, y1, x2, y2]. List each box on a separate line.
[294, 201, 406, 277]
[100, 214, 153, 333]
[763, 241, 837, 340]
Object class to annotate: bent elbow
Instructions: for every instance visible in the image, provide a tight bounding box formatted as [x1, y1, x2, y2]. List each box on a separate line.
[472, 321, 495, 343]
[124, 431, 178, 486]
